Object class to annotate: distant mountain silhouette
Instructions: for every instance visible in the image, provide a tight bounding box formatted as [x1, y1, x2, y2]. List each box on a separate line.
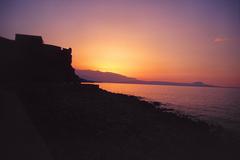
[75, 69, 139, 83]
[76, 69, 215, 87]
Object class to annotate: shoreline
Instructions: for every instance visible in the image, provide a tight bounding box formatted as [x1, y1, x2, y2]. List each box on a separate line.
[94, 82, 240, 137]
[2, 83, 239, 159]
[89, 81, 240, 89]
[131, 95, 240, 140]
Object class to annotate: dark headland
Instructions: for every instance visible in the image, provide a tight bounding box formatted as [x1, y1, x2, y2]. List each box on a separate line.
[75, 69, 216, 87]
[1, 34, 239, 160]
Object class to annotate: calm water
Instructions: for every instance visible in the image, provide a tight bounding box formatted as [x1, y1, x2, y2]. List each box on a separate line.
[95, 83, 240, 133]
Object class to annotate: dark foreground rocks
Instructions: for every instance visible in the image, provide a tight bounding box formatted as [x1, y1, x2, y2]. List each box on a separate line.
[2, 84, 238, 160]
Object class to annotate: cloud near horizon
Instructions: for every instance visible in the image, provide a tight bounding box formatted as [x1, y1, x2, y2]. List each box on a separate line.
[214, 37, 230, 43]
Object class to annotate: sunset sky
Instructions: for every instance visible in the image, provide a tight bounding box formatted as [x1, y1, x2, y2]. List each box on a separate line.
[1, 0, 240, 87]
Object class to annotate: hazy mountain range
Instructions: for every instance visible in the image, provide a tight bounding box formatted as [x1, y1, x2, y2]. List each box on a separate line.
[75, 70, 215, 87]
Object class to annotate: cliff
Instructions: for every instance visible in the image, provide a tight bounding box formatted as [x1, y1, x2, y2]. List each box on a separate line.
[0, 34, 83, 83]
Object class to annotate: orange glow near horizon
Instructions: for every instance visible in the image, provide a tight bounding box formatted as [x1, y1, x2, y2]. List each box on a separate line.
[67, 26, 240, 87]
[1, 1, 240, 87]
[70, 34, 240, 87]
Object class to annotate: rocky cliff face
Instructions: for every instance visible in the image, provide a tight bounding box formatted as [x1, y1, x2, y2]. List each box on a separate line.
[0, 34, 82, 83]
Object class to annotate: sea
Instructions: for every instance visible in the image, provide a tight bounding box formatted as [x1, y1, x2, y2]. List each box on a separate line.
[94, 83, 240, 134]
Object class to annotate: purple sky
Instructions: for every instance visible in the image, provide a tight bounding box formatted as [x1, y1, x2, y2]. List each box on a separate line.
[1, 0, 240, 86]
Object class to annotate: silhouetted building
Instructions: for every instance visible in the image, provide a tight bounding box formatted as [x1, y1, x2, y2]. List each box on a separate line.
[15, 34, 43, 44]
[0, 34, 82, 83]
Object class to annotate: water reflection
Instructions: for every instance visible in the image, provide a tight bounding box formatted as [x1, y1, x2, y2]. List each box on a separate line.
[93, 83, 240, 133]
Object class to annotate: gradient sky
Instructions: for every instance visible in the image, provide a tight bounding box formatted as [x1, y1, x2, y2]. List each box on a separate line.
[1, 0, 240, 86]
